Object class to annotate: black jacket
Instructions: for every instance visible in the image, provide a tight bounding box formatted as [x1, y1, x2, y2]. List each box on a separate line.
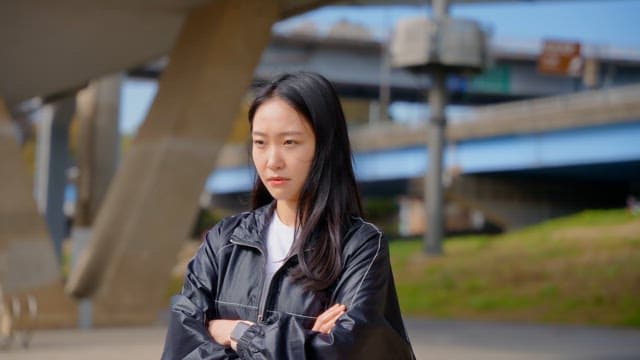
[162, 204, 415, 359]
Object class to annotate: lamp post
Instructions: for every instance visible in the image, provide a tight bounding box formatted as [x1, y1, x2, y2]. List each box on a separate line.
[426, 69, 446, 254]
[391, 0, 487, 254]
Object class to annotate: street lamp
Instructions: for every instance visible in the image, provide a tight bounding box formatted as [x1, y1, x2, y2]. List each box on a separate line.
[391, 1, 487, 254]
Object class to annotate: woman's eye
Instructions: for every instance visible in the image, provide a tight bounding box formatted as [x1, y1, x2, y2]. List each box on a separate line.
[284, 139, 297, 146]
[253, 139, 265, 146]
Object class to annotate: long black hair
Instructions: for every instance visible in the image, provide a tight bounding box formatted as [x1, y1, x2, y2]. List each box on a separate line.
[248, 72, 363, 291]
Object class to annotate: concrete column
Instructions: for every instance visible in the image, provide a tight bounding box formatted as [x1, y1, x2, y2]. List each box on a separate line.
[0, 97, 76, 328]
[72, 74, 122, 328]
[74, 74, 121, 227]
[34, 96, 75, 260]
[0, 98, 59, 293]
[65, 0, 280, 325]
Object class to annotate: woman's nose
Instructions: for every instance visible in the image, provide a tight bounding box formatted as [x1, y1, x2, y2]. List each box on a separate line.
[266, 147, 284, 170]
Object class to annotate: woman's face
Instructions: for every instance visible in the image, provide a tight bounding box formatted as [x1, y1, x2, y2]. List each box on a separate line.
[252, 97, 316, 208]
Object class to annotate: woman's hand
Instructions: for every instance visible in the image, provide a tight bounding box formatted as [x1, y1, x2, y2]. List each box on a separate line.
[312, 303, 346, 334]
[208, 319, 238, 347]
[208, 319, 253, 351]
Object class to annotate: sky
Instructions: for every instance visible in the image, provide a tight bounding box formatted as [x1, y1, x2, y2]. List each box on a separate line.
[120, 0, 640, 134]
[275, 0, 640, 52]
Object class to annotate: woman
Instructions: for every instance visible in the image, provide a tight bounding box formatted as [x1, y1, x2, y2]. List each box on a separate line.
[162, 72, 415, 359]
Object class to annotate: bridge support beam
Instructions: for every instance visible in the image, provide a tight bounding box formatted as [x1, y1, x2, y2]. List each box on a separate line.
[74, 74, 121, 229]
[65, 0, 280, 325]
[71, 74, 122, 329]
[0, 97, 77, 328]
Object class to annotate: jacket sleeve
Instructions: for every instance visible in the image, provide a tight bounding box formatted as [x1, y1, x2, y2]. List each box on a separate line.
[161, 225, 239, 360]
[234, 226, 415, 360]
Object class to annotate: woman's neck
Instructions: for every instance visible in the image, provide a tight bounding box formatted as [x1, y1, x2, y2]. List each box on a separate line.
[275, 201, 297, 227]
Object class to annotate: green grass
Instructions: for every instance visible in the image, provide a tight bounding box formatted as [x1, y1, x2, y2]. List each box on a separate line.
[390, 209, 640, 327]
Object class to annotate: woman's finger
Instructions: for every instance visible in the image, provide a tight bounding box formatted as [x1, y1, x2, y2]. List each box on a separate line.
[326, 304, 346, 317]
[317, 309, 345, 334]
[315, 304, 343, 324]
[318, 304, 341, 318]
[313, 304, 345, 325]
[312, 304, 346, 333]
[322, 309, 344, 327]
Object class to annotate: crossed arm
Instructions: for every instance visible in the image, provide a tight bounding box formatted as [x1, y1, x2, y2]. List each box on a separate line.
[208, 303, 347, 351]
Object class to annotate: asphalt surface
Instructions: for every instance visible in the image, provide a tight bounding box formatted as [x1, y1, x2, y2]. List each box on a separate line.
[2, 318, 640, 359]
[405, 318, 640, 360]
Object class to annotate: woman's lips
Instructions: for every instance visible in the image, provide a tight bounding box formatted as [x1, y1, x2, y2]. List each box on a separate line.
[268, 177, 289, 186]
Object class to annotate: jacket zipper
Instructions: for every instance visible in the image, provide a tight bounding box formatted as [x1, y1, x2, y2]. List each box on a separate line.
[230, 237, 291, 324]
[230, 236, 294, 324]
[256, 255, 295, 323]
[230, 237, 267, 323]
[257, 273, 271, 323]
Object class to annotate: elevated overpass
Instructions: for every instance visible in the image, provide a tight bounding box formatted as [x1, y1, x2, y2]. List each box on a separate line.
[133, 31, 640, 104]
[209, 83, 640, 228]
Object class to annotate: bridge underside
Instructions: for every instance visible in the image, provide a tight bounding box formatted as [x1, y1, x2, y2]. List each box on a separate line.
[2, 0, 283, 327]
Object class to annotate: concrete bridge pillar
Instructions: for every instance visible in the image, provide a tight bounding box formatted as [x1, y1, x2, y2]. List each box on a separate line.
[73, 74, 121, 229]
[71, 74, 122, 328]
[0, 97, 77, 328]
[65, 0, 280, 325]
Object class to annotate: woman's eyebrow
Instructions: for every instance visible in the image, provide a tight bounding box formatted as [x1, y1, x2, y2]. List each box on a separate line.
[252, 130, 304, 136]
[279, 131, 304, 136]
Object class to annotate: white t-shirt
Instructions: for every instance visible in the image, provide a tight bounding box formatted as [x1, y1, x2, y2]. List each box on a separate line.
[265, 212, 295, 281]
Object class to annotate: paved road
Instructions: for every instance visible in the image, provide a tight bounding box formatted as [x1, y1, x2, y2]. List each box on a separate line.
[405, 319, 640, 360]
[2, 319, 640, 359]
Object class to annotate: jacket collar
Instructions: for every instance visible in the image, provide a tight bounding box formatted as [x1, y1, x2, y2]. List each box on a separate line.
[229, 202, 275, 248]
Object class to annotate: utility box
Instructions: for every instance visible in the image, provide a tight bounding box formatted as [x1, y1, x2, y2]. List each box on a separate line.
[391, 17, 488, 74]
